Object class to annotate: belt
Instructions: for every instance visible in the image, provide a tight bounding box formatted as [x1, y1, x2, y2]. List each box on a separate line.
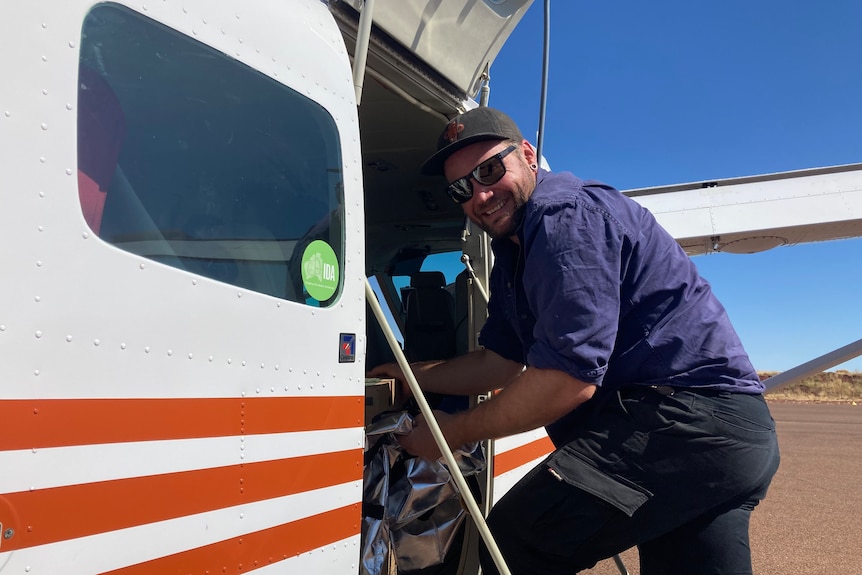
[618, 384, 676, 397]
[619, 385, 731, 398]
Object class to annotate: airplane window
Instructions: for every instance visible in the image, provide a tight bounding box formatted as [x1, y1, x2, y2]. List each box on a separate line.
[76, 3, 344, 306]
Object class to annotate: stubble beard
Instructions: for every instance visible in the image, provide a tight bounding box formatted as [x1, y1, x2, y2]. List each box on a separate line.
[480, 169, 535, 240]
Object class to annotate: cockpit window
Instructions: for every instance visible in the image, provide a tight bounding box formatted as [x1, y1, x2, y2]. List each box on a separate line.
[77, 3, 344, 305]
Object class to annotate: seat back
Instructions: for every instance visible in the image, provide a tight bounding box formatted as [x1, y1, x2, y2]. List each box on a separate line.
[402, 271, 457, 362]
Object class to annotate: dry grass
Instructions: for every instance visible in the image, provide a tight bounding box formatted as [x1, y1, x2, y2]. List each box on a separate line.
[760, 370, 862, 403]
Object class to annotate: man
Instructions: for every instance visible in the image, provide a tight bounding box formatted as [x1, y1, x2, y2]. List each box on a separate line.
[369, 107, 779, 574]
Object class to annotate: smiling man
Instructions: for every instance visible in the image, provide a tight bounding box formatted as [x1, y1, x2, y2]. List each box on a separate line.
[369, 107, 779, 574]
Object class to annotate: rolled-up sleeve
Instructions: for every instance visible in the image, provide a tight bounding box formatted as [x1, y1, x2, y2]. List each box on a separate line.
[522, 199, 624, 385]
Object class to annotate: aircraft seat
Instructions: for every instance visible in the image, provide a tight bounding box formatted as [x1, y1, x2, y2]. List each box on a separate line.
[402, 271, 457, 362]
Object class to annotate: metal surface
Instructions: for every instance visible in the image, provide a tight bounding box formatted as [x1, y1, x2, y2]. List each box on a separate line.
[626, 163, 862, 256]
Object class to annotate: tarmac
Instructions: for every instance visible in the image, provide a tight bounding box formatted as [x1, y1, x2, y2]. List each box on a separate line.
[583, 400, 862, 575]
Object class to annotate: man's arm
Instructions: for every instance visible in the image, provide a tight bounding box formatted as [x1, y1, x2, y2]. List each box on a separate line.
[367, 348, 525, 397]
[399, 366, 595, 459]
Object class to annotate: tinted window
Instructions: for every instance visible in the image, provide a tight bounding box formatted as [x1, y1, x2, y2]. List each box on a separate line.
[77, 3, 344, 305]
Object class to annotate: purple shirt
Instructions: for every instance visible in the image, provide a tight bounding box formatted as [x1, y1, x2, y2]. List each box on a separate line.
[479, 170, 763, 404]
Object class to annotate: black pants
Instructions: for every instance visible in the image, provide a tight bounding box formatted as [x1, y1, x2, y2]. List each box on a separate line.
[479, 388, 780, 575]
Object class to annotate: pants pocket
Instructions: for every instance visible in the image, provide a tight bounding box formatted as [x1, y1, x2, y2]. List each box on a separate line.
[547, 446, 653, 517]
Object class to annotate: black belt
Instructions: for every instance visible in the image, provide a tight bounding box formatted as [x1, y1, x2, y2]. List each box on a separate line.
[619, 385, 731, 398]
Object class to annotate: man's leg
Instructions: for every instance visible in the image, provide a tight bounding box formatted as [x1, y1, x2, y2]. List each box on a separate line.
[638, 499, 760, 575]
[478, 461, 636, 575]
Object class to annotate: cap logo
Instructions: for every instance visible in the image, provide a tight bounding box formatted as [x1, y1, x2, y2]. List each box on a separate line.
[444, 120, 464, 143]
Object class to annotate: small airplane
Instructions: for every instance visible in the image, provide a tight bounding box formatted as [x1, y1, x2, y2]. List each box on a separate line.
[1, 1, 860, 574]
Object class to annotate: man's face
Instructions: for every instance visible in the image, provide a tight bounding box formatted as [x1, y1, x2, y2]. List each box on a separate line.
[443, 140, 536, 240]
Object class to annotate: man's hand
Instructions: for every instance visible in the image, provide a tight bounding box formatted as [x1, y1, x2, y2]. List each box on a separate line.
[398, 411, 460, 460]
[367, 362, 414, 403]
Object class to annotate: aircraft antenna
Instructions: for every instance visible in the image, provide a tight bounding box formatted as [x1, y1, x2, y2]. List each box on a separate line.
[535, 0, 550, 162]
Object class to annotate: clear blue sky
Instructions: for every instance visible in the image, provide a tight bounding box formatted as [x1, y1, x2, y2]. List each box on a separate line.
[467, 1, 862, 373]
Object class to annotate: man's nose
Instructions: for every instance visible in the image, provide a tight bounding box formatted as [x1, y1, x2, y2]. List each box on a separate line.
[469, 181, 495, 202]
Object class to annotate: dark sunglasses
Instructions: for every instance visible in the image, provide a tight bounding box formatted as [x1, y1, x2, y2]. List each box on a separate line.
[446, 145, 517, 204]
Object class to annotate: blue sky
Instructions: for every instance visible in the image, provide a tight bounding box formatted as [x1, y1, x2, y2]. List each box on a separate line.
[465, 1, 862, 372]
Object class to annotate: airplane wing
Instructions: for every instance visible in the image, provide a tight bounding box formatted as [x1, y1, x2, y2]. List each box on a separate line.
[624, 162, 862, 256]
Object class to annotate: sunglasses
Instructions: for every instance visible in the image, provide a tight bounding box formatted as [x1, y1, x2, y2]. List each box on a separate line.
[446, 145, 517, 204]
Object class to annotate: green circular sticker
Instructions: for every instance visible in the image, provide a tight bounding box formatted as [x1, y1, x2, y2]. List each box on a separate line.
[301, 240, 339, 301]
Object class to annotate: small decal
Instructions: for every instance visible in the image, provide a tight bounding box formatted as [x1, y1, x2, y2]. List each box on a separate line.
[339, 333, 356, 363]
[301, 240, 339, 301]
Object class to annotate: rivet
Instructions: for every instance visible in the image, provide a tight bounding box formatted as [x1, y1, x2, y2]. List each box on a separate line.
[208, 356, 214, 362]
[34, 296, 41, 302]
[4, 528, 15, 540]
[66, 335, 72, 342]
[241, 360, 246, 366]
[36, 260, 42, 267]
[188, 353, 193, 359]
[66, 103, 72, 110]
[82, 232, 89, 239]
[145, 346, 151, 353]
[66, 168, 72, 175]
[34, 370, 40, 376]
[120, 343, 126, 350]
[93, 339, 100, 346]
[167, 349, 173, 356]
[68, 41, 75, 48]
[42, 89, 48, 96]
[139, 263, 145, 270]
[40, 123, 48, 131]
[35, 331, 42, 338]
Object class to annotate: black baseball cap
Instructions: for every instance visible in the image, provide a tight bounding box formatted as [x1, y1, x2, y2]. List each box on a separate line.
[421, 107, 524, 175]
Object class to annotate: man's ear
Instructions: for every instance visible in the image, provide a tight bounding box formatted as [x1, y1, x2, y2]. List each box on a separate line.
[521, 139, 538, 167]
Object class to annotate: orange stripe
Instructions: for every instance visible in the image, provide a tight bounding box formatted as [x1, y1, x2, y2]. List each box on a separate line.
[2, 449, 362, 551]
[493, 436, 554, 476]
[100, 504, 360, 575]
[0, 396, 363, 450]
